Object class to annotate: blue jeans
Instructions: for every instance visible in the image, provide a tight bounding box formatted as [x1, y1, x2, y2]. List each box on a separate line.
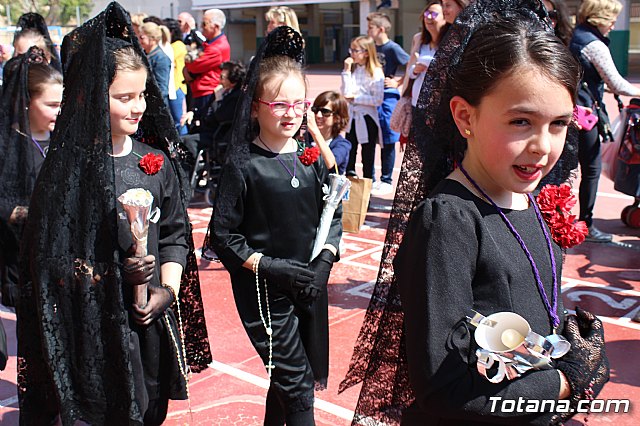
[169, 89, 188, 136]
[380, 143, 396, 184]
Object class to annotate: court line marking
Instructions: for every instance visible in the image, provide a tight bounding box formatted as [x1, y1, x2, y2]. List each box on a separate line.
[342, 235, 385, 246]
[207, 360, 355, 421]
[341, 246, 385, 263]
[561, 277, 640, 297]
[340, 260, 380, 272]
[0, 396, 18, 408]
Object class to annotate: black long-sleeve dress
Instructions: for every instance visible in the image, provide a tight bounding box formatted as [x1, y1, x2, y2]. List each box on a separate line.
[211, 142, 342, 409]
[395, 179, 565, 425]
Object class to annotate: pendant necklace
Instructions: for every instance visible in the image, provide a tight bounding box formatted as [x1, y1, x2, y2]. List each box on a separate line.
[30, 136, 48, 158]
[258, 135, 299, 188]
[459, 164, 560, 330]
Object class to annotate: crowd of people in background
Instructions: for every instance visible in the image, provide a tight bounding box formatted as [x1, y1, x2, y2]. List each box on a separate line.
[0, 0, 639, 424]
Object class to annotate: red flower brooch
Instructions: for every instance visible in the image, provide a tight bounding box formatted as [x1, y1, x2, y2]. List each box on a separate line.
[138, 152, 164, 175]
[536, 184, 588, 248]
[298, 146, 320, 166]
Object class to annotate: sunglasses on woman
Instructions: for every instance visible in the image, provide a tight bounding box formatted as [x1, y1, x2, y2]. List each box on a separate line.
[424, 11, 439, 19]
[311, 106, 334, 117]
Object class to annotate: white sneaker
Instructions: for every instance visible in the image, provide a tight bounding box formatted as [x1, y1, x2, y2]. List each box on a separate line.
[371, 181, 382, 191]
[371, 182, 394, 196]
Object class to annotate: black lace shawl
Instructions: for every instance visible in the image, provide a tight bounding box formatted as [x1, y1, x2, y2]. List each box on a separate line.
[0, 48, 47, 228]
[17, 2, 211, 424]
[13, 12, 62, 72]
[0, 48, 50, 309]
[338, 1, 578, 424]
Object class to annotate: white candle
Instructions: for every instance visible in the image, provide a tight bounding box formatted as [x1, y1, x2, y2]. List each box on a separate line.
[501, 329, 525, 349]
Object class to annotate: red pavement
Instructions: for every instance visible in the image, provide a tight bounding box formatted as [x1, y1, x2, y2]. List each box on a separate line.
[0, 73, 639, 425]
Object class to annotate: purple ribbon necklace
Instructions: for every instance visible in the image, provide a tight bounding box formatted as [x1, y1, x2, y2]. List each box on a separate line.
[459, 164, 560, 330]
[30, 136, 47, 158]
[258, 135, 299, 188]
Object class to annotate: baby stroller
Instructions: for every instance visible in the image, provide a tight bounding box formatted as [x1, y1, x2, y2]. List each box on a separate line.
[613, 97, 640, 228]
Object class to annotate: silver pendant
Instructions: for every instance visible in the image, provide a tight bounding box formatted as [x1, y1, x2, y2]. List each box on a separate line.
[290, 177, 299, 188]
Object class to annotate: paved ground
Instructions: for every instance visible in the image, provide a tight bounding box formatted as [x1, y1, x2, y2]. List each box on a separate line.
[0, 72, 639, 425]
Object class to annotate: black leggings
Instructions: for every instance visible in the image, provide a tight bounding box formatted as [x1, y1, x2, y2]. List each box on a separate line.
[264, 385, 315, 426]
[346, 115, 378, 179]
[577, 126, 601, 227]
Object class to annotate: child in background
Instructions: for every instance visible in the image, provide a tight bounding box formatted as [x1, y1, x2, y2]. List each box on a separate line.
[0, 48, 62, 308]
[306, 90, 351, 175]
[366, 12, 410, 195]
[210, 27, 341, 425]
[342, 35, 384, 182]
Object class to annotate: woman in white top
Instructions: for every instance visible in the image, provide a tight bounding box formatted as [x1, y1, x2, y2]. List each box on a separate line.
[406, 1, 448, 107]
[341, 35, 384, 180]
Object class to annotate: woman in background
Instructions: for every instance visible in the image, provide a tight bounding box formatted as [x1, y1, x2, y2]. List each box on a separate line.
[569, 0, 640, 242]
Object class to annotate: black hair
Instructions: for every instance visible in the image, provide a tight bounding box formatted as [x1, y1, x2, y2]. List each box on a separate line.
[142, 15, 163, 26]
[450, 16, 580, 106]
[220, 60, 246, 86]
[545, 0, 574, 46]
[163, 18, 183, 43]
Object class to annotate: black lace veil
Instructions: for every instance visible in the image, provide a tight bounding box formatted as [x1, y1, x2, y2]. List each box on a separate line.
[13, 12, 62, 72]
[0, 48, 50, 307]
[338, 1, 576, 424]
[17, 2, 211, 424]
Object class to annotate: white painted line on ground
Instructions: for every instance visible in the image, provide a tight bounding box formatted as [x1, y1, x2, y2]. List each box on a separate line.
[341, 246, 384, 263]
[596, 191, 634, 200]
[207, 360, 355, 421]
[0, 396, 18, 408]
[342, 235, 385, 246]
[329, 308, 367, 328]
[344, 281, 376, 299]
[340, 260, 380, 272]
[561, 277, 640, 297]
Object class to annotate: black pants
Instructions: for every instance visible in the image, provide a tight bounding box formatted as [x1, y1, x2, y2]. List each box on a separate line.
[578, 126, 601, 227]
[346, 115, 378, 179]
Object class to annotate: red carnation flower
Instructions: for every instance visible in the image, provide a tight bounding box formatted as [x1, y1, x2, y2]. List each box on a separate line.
[536, 184, 588, 249]
[139, 153, 164, 175]
[298, 146, 320, 166]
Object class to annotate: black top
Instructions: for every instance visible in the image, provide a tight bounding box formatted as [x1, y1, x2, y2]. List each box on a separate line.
[113, 140, 188, 277]
[395, 179, 564, 425]
[212, 142, 342, 274]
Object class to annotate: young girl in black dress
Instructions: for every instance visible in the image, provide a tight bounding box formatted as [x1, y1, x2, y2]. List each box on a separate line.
[210, 27, 341, 425]
[17, 3, 211, 424]
[0, 48, 62, 308]
[341, 1, 609, 424]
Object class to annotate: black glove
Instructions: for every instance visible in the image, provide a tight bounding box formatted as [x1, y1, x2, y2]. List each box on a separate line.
[259, 256, 315, 297]
[300, 249, 335, 303]
[131, 285, 175, 326]
[553, 307, 610, 423]
[1, 280, 18, 308]
[122, 255, 156, 286]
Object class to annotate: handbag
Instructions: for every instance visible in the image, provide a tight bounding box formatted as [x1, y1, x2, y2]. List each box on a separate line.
[341, 176, 373, 233]
[390, 96, 413, 137]
[390, 78, 414, 137]
[582, 82, 614, 143]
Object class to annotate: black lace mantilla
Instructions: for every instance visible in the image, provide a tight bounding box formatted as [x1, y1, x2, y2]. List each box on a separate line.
[17, 3, 211, 424]
[338, 1, 574, 424]
[14, 12, 62, 72]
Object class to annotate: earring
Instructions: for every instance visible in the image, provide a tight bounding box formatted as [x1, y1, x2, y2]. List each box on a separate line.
[464, 129, 471, 136]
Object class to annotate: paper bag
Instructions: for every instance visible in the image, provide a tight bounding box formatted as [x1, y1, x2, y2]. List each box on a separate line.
[341, 177, 372, 233]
